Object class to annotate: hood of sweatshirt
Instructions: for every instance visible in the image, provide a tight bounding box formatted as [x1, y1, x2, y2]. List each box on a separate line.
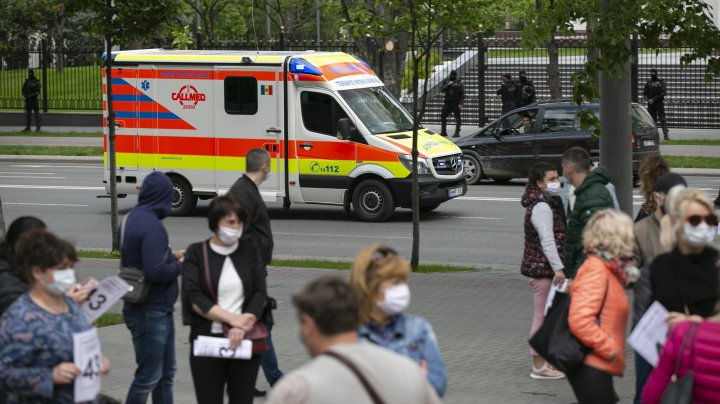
[138, 172, 173, 219]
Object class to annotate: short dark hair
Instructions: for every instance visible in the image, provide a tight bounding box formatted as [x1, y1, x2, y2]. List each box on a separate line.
[0, 216, 46, 263]
[502, 73, 512, 80]
[292, 276, 360, 335]
[246, 148, 270, 173]
[528, 162, 558, 185]
[562, 146, 591, 173]
[15, 229, 76, 284]
[208, 196, 246, 233]
[650, 68, 657, 74]
[519, 70, 526, 76]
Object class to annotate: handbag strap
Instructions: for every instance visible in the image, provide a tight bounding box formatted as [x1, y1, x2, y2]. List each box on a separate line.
[672, 322, 700, 379]
[325, 351, 385, 404]
[201, 242, 217, 303]
[595, 274, 610, 324]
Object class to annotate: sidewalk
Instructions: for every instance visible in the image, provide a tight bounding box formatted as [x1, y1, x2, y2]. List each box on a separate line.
[78, 259, 636, 403]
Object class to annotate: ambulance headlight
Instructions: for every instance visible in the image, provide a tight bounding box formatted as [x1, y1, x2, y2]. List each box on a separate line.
[398, 154, 431, 174]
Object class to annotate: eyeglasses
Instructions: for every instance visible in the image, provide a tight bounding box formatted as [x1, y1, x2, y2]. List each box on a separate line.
[687, 214, 718, 227]
[372, 246, 397, 261]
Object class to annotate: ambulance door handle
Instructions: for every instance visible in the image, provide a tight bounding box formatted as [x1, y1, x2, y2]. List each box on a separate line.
[300, 142, 313, 150]
[266, 127, 281, 134]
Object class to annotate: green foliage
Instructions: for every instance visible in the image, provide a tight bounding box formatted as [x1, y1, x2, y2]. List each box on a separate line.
[93, 313, 124, 327]
[662, 156, 720, 169]
[401, 51, 440, 91]
[78, 250, 121, 259]
[0, 131, 102, 137]
[0, 146, 102, 156]
[0, 66, 101, 108]
[172, 25, 194, 50]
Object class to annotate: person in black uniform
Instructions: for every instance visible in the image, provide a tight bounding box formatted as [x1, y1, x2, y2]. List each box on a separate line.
[228, 148, 283, 397]
[439, 70, 464, 137]
[516, 71, 536, 108]
[497, 73, 517, 115]
[643, 69, 669, 140]
[22, 69, 41, 132]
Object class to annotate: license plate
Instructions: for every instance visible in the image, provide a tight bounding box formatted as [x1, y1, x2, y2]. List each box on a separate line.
[643, 140, 655, 146]
[448, 187, 463, 198]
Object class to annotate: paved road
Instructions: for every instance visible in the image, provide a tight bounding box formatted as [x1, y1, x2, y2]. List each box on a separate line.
[77, 259, 635, 403]
[1, 162, 718, 267]
[1, 133, 719, 158]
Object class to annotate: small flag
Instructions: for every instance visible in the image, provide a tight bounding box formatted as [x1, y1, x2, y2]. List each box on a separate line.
[260, 85, 273, 95]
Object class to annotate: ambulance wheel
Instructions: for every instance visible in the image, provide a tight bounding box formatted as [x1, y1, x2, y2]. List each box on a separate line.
[170, 176, 197, 216]
[352, 179, 395, 222]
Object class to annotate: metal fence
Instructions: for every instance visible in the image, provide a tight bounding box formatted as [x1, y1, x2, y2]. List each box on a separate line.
[2, 34, 719, 129]
[400, 33, 720, 129]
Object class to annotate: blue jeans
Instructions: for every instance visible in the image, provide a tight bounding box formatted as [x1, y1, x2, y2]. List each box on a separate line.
[123, 305, 176, 404]
[634, 352, 653, 404]
[260, 324, 284, 386]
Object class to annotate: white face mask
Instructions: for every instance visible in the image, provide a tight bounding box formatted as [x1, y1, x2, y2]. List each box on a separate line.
[546, 181, 562, 196]
[45, 268, 77, 296]
[683, 222, 716, 247]
[218, 226, 243, 245]
[376, 283, 411, 316]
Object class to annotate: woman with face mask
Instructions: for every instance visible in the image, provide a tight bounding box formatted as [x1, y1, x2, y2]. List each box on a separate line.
[349, 245, 447, 397]
[521, 162, 567, 379]
[182, 196, 267, 403]
[648, 188, 719, 330]
[0, 229, 110, 403]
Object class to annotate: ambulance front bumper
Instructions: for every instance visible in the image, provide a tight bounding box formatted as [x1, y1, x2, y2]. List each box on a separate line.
[388, 175, 467, 209]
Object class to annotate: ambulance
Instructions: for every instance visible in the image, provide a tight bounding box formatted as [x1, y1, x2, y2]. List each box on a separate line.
[102, 49, 467, 221]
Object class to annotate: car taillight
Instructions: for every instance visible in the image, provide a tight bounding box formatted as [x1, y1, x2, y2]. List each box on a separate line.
[631, 131, 637, 150]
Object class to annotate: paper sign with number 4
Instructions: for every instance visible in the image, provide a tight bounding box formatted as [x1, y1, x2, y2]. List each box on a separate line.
[73, 328, 102, 402]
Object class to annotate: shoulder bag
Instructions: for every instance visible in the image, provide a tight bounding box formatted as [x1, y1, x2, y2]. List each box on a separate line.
[325, 351, 385, 404]
[118, 212, 150, 304]
[201, 242, 269, 354]
[529, 275, 609, 373]
[659, 322, 699, 404]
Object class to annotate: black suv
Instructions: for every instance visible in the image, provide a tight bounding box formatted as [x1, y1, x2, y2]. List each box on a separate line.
[455, 102, 660, 184]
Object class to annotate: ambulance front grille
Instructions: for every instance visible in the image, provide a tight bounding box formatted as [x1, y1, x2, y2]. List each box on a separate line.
[432, 154, 464, 175]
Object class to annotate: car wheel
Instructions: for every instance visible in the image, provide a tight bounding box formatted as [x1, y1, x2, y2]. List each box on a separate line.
[352, 179, 395, 222]
[463, 154, 482, 185]
[420, 203, 441, 213]
[169, 176, 198, 216]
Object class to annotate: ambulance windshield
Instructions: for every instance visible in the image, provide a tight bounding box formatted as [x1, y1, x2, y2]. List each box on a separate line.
[339, 87, 414, 135]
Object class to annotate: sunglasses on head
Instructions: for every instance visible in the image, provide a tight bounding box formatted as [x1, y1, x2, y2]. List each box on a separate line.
[371, 246, 397, 261]
[687, 214, 718, 227]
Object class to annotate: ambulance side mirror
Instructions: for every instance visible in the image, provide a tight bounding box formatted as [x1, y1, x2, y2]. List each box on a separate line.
[336, 118, 354, 141]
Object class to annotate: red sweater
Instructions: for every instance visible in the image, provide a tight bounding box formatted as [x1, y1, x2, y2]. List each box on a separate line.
[643, 320, 720, 404]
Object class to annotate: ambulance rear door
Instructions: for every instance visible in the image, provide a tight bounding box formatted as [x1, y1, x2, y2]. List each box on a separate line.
[214, 66, 283, 200]
[110, 67, 140, 171]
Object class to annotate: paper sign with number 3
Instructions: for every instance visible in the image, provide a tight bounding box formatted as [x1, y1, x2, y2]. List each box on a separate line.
[81, 276, 129, 323]
[73, 328, 102, 402]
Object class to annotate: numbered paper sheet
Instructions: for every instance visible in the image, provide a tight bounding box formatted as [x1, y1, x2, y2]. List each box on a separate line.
[81, 276, 129, 323]
[628, 301, 670, 367]
[73, 328, 102, 403]
[193, 335, 252, 360]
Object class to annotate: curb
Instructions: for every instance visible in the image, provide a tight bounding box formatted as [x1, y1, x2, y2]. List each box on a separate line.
[672, 168, 720, 176]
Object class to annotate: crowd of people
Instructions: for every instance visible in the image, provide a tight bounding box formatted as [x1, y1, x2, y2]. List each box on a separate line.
[522, 150, 720, 403]
[0, 143, 719, 403]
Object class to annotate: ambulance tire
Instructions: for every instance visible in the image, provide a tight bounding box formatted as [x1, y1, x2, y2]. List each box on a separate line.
[170, 176, 197, 216]
[352, 179, 395, 222]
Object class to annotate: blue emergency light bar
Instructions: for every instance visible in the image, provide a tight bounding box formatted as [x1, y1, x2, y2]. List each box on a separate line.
[289, 58, 323, 76]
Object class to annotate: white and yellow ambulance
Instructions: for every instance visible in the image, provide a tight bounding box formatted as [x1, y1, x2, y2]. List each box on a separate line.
[102, 49, 466, 221]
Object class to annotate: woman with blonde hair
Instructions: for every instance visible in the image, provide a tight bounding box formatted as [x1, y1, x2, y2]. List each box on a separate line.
[350, 244, 447, 397]
[567, 209, 635, 403]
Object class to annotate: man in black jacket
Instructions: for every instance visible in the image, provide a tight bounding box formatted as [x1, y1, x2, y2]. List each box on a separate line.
[439, 70, 464, 137]
[22, 69, 41, 132]
[515, 71, 536, 108]
[643, 69, 669, 140]
[497, 73, 517, 115]
[228, 148, 283, 396]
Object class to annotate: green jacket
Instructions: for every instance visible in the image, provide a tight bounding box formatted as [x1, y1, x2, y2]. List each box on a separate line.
[563, 166, 614, 277]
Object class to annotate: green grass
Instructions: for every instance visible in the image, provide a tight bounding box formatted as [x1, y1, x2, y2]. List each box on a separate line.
[0, 65, 102, 110]
[663, 155, 720, 169]
[78, 250, 120, 259]
[93, 312, 124, 328]
[270, 258, 479, 273]
[0, 145, 102, 156]
[662, 139, 720, 146]
[0, 131, 102, 137]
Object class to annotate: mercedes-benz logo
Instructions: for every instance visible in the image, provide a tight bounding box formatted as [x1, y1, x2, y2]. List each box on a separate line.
[450, 157, 459, 171]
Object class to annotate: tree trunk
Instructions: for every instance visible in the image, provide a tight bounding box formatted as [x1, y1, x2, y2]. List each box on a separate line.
[106, 1, 119, 252]
[546, 36, 561, 99]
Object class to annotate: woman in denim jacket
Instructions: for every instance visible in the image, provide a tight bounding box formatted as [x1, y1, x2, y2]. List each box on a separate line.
[350, 244, 447, 397]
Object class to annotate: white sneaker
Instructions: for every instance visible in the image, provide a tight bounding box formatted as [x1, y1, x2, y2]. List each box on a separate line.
[530, 364, 566, 380]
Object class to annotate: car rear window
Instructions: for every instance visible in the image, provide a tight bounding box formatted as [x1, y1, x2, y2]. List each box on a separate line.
[631, 105, 657, 130]
[542, 108, 578, 132]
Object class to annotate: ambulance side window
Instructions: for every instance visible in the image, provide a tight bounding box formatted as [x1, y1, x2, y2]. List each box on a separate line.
[225, 77, 258, 115]
[301, 91, 350, 137]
